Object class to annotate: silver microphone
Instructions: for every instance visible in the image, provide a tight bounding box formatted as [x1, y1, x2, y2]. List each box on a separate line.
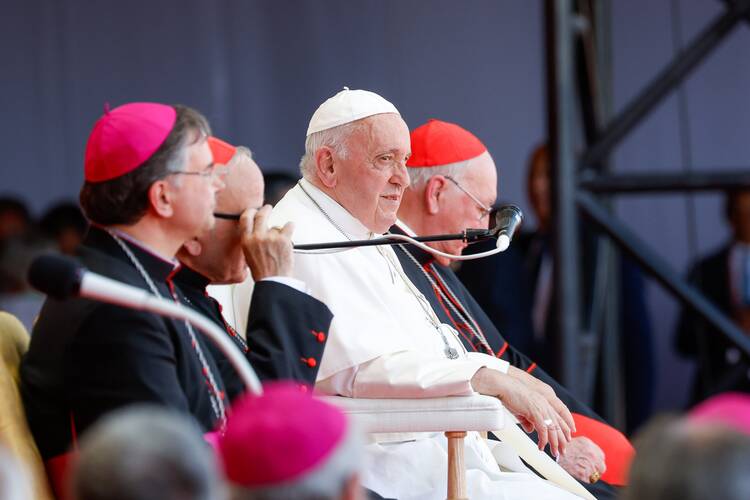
[493, 205, 523, 251]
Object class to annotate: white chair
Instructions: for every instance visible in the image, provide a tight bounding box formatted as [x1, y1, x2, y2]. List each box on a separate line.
[325, 395, 596, 500]
[325, 394, 504, 500]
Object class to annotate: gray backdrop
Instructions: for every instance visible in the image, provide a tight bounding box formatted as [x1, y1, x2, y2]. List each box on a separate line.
[2, 0, 749, 411]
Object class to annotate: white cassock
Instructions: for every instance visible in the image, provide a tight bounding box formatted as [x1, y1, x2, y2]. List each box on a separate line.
[218, 179, 580, 500]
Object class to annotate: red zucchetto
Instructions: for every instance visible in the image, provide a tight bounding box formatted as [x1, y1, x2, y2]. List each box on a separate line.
[218, 383, 348, 487]
[407, 119, 487, 168]
[84, 102, 177, 183]
[207, 136, 237, 166]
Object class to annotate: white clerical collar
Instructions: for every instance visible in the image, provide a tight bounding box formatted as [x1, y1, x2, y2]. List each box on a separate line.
[298, 178, 376, 240]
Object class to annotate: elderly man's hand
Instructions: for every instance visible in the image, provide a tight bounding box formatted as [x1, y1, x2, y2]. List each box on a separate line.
[507, 366, 576, 441]
[557, 436, 606, 484]
[240, 205, 294, 281]
[471, 368, 572, 457]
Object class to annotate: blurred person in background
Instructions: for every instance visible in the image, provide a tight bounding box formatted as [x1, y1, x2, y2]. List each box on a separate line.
[0, 197, 31, 246]
[0, 197, 34, 293]
[39, 201, 88, 255]
[262, 171, 298, 206]
[73, 405, 222, 500]
[675, 188, 750, 404]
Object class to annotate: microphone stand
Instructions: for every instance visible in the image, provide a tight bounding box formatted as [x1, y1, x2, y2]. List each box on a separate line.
[293, 228, 496, 251]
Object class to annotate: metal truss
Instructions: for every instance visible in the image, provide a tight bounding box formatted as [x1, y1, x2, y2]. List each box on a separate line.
[544, 0, 750, 422]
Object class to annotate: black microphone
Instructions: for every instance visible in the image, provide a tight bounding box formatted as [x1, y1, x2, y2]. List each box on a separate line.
[28, 254, 84, 300]
[492, 205, 523, 251]
[28, 254, 262, 394]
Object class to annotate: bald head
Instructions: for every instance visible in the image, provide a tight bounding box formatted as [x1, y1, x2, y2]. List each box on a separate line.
[217, 149, 263, 216]
[179, 148, 264, 284]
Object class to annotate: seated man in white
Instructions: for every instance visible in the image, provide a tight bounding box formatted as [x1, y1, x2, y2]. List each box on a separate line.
[224, 89, 581, 500]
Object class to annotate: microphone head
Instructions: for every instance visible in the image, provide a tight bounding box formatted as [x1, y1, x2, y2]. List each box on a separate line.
[496, 234, 510, 251]
[28, 254, 84, 300]
[493, 205, 524, 236]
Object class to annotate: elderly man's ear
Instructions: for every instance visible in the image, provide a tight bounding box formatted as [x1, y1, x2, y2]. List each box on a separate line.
[315, 147, 337, 188]
[424, 176, 447, 215]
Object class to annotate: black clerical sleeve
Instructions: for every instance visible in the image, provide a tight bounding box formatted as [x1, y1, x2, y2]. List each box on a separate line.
[65, 303, 218, 436]
[244, 280, 333, 386]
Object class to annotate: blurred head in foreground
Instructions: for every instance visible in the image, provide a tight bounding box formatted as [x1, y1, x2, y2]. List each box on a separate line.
[218, 383, 364, 500]
[623, 393, 750, 500]
[73, 405, 221, 500]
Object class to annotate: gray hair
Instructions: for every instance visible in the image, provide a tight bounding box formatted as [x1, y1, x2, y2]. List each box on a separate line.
[299, 121, 366, 181]
[406, 151, 492, 190]
[229, 422, 363, 500]
[0, 447, 32, 500]
[623, 417, 750, 500]
[73, 405, 222, 500]
[227, 146, 253, 168]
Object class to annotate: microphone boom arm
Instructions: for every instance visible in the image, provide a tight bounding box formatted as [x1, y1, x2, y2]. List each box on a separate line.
[80, 272, 263, 395]
[293, 228, 493, 251]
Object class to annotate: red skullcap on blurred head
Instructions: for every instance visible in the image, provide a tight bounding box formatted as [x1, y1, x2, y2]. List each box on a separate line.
[207, 137, 237, 166]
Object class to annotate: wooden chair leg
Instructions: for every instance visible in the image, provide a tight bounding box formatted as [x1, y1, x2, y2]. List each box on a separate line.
[445, 431, 467, 500]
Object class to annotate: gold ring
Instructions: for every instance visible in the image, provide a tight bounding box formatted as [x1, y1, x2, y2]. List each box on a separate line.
[589, 471, 601, 484]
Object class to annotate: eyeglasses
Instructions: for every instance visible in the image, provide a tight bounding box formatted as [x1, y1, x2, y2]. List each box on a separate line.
[171, 163, 223, 179]
[444, 176, 492, 221]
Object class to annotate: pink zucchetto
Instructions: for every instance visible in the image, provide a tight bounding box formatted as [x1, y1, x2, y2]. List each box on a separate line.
[218, 383, 348, 487]
[688, 392, 750, 436]
[84, 102, 177, 183]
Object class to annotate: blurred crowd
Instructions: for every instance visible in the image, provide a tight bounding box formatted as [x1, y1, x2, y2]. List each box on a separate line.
[0, 199, 87, 329]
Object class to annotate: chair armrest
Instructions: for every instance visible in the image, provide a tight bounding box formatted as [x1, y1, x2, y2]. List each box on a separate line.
[322, 394, 505, 434]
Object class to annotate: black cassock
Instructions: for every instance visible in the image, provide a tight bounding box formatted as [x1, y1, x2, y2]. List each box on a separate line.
[390, 226, 618, 499]
[173, 265, 331, 400]
[21, 226, 332, 460]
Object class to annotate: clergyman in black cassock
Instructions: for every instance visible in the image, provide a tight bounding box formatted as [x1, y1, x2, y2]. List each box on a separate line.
[391, 233, 622, 500]
[173, 265, 331, 400]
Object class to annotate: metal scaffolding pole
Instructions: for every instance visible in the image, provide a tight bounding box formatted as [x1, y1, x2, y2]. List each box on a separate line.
[539, 0, 750, 425]
[546, 0, 583, 395]
[578, 191, 750, 356]
[580, 0, 750, 170]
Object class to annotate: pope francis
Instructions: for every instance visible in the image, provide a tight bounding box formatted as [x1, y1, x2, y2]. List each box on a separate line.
[226, 89, 585, 500]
